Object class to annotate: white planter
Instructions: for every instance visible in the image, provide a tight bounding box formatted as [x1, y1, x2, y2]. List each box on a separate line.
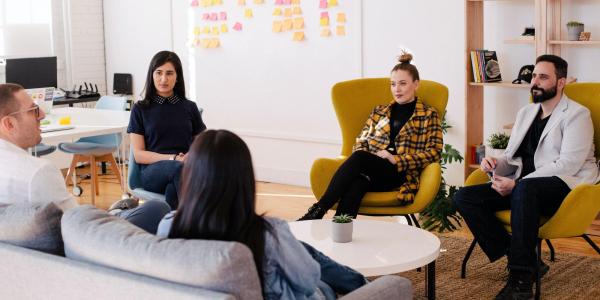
[486, 147, 506, 158]
[331, 221, 353, 243]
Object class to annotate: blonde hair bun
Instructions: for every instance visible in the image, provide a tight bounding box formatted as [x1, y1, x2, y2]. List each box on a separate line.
[398, 51, 413, 64]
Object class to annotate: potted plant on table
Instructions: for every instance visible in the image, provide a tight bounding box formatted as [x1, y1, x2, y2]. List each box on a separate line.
[332, 214, 353, 243]
[486, 132, 510, 158]
[567, 21, 585, 41]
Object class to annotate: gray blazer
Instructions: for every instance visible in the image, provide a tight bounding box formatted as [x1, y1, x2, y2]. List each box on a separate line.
[496, 96, 600, 189]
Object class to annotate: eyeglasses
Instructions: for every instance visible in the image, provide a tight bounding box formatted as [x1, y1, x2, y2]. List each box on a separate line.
[7, 104, 41, 119]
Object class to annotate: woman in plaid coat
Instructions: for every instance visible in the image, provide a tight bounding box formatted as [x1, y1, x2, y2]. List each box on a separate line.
[299, 53, 443, 220]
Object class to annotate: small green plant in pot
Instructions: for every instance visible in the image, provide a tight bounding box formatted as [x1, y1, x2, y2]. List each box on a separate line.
[487, 132, 510, 158]
[567, 21, 584, 41]
[332, 214, 353, 243]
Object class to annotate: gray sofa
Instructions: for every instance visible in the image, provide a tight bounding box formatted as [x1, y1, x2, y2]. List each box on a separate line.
[0, 204, 413, 299]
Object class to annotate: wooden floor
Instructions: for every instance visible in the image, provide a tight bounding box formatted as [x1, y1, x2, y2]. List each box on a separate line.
[68, 165, 600, 257]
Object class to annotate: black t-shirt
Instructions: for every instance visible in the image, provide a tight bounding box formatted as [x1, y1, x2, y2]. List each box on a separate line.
[127, 95, 206, 160]
[386, 99, 417, 153]
[515, 108, 550, 178]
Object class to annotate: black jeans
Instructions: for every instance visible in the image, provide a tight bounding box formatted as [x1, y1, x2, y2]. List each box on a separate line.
[141, 160, 183, 209]
[318, 151, 406, 217]
[453, 176, 570, 274]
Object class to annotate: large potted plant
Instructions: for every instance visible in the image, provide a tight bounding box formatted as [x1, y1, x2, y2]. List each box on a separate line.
[486, 132, 510, 158]
[331, 214, 353, 243]
[567, 21, 584, 41]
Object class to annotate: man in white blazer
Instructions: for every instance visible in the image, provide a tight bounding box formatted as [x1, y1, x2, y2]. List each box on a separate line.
[454, 55, 599, 300]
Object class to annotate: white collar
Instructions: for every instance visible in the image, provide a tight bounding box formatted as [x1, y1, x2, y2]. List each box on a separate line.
[0, 138, 28, 154]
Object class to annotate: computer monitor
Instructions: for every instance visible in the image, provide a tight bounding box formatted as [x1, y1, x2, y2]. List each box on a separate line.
[5, 56, 57, 89]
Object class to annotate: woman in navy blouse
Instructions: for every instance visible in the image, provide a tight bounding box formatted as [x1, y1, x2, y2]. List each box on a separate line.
[127, 51, 206, 209]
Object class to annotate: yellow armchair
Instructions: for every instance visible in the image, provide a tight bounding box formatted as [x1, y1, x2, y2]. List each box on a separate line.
[310, 78, 448, 224]
[460, 83, 600, 298]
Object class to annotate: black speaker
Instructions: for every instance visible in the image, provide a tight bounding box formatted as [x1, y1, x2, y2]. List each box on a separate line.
[113, 73, 132, 95]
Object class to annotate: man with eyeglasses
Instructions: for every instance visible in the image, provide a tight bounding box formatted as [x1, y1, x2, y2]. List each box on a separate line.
[0, 83, 170, 233]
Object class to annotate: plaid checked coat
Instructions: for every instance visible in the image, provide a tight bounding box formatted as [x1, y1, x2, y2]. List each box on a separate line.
[353, 98, 443, 205]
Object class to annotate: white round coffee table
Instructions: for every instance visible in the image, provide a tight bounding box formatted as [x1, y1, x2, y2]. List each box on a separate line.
[289, 219, 440, 299]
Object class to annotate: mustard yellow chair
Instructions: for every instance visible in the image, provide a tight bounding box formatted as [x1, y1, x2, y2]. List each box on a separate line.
[310, 78, 448, 225]
[460, 83, 600, 299]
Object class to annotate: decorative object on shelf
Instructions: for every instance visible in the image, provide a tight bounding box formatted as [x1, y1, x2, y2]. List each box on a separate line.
[579, 31, 591, 41]
[486, 132, 510, 158]
[331, 214, 353, 243]
[420, 116, 464, 233]
[567, 77, 578, 84]
[567, 21, 584, 41]
[519, 26, 535, 41]
[470, 50, 502, 83]
[512, 64, 534, 84]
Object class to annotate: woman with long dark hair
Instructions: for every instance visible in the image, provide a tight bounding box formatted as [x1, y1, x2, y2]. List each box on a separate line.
[127, 51, 206, 209]
[157, 130, 367, 300]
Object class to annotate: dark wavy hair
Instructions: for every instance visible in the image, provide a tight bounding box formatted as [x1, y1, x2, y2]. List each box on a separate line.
[137, 51, 186, 107]
[168, 130, 267, 284]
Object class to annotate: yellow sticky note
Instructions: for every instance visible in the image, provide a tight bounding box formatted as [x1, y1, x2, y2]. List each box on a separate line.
[273, 8, 282, 16]
[201, 0, 211, 7]
[336, 25, 345, 36]
[272, 21, 283, 33]
[211, 26, 220, 35]
[208, 38, 220, 48]
[193, 26, 201, 36]
[337, 13, 346, 23]
[284, 8, 293, 17]
[245, 8, 253, 18]
[293, 31, 305, 41]
[292, 0, 300, 4]
[213, 0, 223, 5]
[293, 17, 304, 30]
[283, 19, 293, 31]
[202, 26, 211, 34]
[58, 116, 71, 125]
[320, 27, 331, 37]
[253, 0, 264, 4]
[237, 0, 246, 5]
[293, 6, 302, 15]
[221, 24, 228, 33]
[320, 17, 329, 26]
[329, 0, 338, 6]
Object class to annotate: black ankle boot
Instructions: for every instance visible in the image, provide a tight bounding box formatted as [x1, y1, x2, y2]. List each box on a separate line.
[298, 203, 327, 221]
[495, 271, 534, 300]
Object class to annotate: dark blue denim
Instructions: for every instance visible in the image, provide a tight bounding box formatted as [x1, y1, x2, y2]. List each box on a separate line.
[301, 241, 367, 298]
[116, 200, 171, 234]
[453, 176, 570, 274]
[141, 160, 183, 209]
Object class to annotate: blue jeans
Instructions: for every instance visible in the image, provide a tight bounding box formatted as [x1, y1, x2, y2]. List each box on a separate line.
[116, 201, 171, 234]
[301, 242, 367, 299]
[141, 160, 183, 209]
[453, 176, 570, 274]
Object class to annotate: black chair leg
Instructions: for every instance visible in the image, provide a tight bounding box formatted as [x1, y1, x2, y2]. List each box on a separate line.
[544, 239, 555, 262]
[410, 214, 421, 228]
[404, 215, 413, 226]
[461, 239, 477, 279]
[582, 234, 600, 254]
[535, 239, 542, 300]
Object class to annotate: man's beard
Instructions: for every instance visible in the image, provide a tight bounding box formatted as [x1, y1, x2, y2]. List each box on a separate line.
[531, 84, 557, 103]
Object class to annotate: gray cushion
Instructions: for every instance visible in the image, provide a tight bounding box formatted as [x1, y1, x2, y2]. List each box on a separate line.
[61, 205, 263, 300]
[0, 202, 64, 255]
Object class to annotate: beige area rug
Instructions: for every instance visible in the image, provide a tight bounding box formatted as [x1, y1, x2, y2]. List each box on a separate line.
[394, 236, 600, 300]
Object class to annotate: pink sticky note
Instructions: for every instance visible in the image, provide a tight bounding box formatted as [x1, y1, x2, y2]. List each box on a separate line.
[283, 0, 291, 5]
[219, 12, 227, 20]
[202, 13, 210, 20]
[210, 13, 218, 21]
[233, 22, 243, 31]
[320, 12, 329, 19]
[275, 0, 283, 4]
[319, 0, 327, 9]
[190, 0, 199, 7]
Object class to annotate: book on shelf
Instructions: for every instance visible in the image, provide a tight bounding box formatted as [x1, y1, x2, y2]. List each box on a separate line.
[469, 50, 502, 83]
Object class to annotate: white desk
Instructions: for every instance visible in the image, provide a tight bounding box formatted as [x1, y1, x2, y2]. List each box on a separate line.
[289, 219, 440, 299]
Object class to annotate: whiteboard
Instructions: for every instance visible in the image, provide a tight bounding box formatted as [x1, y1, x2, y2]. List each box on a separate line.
[171, 0, 362, 141]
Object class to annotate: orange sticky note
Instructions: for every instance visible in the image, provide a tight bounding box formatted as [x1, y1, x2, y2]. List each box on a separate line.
[253, 0, 264, 4]
[292, 0, 300, 4]
[211, 26, 220, 35]
[208, 38, 220, 48]
[245, 8, 253, 18]
[284, 8, 293, 17]
[201, 0, 211, 7]
[272, 21, 283, 33]
[221, 24, 228, 33]
[237, 0, 246, 5]
[293, 6, 302, 15]
[336, 25, 345, 36]
[293, 31, 305, 41]
[293, 17, 304, 30]
[320, 27, 331, 37]
[320, 17, 329, 26]
[337, 13, 346, 23]
[213, 0, 223, 5]
[273, 7, 282, 16]
[202, 26, 211, 34]
[200, 39, 211, 48]
[329, 0, 338, 6]
[283, 19, 293, 31]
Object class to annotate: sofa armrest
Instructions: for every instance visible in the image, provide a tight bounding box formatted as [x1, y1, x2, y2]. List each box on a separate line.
[340, 275, 412, 300]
